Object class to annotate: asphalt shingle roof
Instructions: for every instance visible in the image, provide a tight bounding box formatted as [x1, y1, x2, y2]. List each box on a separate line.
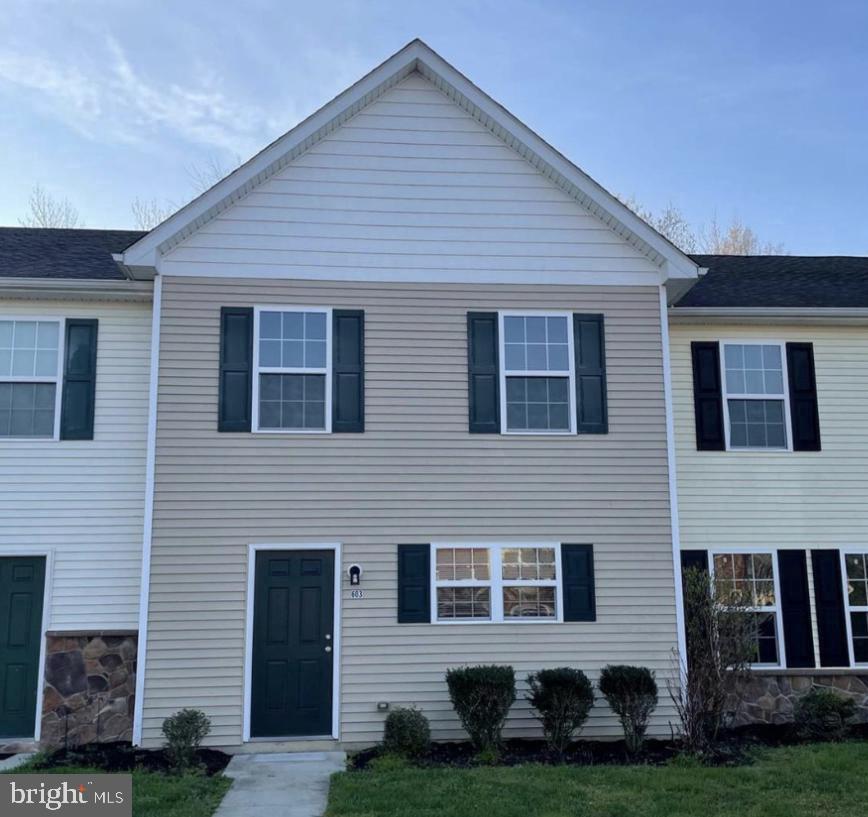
[0, 227, 146, 280]
[679, 255, 868, 309]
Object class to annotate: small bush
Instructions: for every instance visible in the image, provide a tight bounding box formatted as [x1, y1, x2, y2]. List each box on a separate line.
[368, 753, 411, 772]
[382, 707, 431, 758]
[793, 689, 857, 741]
[599, 665, 659, 754]
[446, 665, 516, 752]
[526, 667, 594, 755]
[162, 708, 211, 773]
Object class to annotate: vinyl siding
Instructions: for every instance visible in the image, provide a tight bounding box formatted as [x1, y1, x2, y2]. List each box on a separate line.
[142, 277, 677, 748]
[0, 298, 150, 630]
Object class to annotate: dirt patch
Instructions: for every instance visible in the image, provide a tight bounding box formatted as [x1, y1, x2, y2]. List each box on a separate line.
[29, 742, 230, 776]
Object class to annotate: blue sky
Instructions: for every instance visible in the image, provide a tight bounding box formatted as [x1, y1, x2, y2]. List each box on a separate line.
[1, 0, 866, 253]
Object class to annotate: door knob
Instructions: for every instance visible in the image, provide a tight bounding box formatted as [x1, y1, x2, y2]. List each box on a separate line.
[324, 645, 332, 653]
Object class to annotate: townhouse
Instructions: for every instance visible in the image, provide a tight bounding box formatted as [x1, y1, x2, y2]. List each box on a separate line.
[1, 40, 866, 752]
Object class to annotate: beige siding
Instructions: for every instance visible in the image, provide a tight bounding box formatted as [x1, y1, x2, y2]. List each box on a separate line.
[142, 277, 678, 747]
[0, 298, 150, 630]
[672, 322, 868, 546]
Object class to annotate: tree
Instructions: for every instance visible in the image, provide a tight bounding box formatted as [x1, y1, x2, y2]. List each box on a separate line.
[131, 197, 174, 230]
[19, 185, 83, 228]
[185, 153, 242, 194]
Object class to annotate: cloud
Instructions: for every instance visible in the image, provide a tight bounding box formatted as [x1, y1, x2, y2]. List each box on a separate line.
[0, 34, 284, 157]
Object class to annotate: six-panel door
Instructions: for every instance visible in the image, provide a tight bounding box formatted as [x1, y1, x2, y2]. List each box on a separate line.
[0, 556, 46, 739]
[251, 550, 335, 737]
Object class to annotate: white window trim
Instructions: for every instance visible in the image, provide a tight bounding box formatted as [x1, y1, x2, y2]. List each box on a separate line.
[431, 542, 564, 624]
[718, 339, 792, 452]
[0, 316, 65, 442]
[708, 547, 787, 668]
[840, 548, 868, 668]
[251, 305, 333, 434]
[498, 310, 576, 436]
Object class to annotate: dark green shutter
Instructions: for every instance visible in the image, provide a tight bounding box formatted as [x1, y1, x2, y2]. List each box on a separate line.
[561, 544, 595, 621]
[218, 307, 253, 432]
[786, 343, 821, 451]
[467, 312, 500, 433]
[573, 314, 607, 434]
[397, 544, 430, 623]
[811, 549, 850, 667]
[332, 310, 364, 433]
[778, 550, 816, 668]
[691, 342, 725, 451]
[60, 318, 98, 440]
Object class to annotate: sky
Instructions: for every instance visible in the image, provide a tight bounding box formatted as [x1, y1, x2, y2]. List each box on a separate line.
[0, 0, 866, 254]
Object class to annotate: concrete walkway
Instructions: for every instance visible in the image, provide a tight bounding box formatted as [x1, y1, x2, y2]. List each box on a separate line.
[0, 753, 34, 771]
[214, 751, 346, 817]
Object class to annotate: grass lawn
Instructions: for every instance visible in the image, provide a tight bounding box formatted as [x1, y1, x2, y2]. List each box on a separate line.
[3, 764, 230, 817]
[326, 742, 868, 817]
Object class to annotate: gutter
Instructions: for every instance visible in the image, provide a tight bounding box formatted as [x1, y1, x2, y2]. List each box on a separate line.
[0, 277, 153, 303]
[669, 306, 868, 325]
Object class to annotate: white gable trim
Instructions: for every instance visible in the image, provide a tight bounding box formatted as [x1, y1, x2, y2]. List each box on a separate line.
[124, 40, 698, 283]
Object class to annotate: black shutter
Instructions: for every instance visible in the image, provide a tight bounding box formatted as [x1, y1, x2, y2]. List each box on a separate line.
[680, 550, 709, 579]
[680, 550, 709, 669]
[332, 310, 364, 433]
[573, 314, 607, 434]
[467, 312, 500, 433]
[811, 550, 850, 667]
[786, 343, 821, 451]
[60, 318, 98, 440]
[397, 544, 430, 623]
[691, 342, 725, 451]
[562, 544, 595, 622]
[778, 550, 816, 668]
[218, 307, 253, 432]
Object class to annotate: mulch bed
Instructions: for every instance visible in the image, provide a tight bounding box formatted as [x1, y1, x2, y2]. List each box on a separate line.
[349, 722, 868, 771]
[28, 742, 231, 776]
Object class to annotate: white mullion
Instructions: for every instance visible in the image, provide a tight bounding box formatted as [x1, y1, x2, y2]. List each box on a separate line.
[491, 548, 504, 621]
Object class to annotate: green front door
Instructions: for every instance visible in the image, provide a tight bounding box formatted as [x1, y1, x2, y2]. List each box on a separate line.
[0, 556, 46, 739]
[251, 550, 334, 737]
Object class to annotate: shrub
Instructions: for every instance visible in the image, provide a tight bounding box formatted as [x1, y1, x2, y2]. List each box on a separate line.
[793, 689, 857, 741]
[162, 709, 211, 773]
[382, 707, 431, 758]
[526, 667, 594, 755]
[446, 665, 516, 753]
[599, 665, 658, 754]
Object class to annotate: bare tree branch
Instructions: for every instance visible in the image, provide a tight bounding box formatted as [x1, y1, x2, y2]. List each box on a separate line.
[19, 185, 83, 228]
[131, 197, 174, 231]
[185, 153, 242, 194]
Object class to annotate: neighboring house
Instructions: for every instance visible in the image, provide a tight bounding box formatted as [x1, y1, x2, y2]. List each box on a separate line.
[671, 255, 868, 721]
[0, 228, 151, 750]
[120, 39, 699, 750]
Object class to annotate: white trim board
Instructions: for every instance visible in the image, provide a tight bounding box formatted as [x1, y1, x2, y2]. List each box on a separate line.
[242, 543, 343, 742]
[123, 40, 698, 283]
[0, 547, 54, 742]
[131, 273, 162, 746]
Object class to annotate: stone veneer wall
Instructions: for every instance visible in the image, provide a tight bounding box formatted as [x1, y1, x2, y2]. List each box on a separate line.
[41, 633, 137, 748]
[732, 672, 868, 726]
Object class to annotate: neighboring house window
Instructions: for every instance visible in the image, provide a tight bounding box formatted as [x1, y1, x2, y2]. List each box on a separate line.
[499, 313, 575, 434]
[253, 307, 332, 432]
[0, 319, 62, 438]
[843, 552, 868, 665]
[721, 343, 789, 449]
[432, 544, 562, 622]
[711, 551, 783, 666]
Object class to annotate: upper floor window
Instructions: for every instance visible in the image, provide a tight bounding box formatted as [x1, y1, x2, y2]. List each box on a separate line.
[721, 343, 789, 450]
[499, 313, 575, 434]
[711, 550, 783, 666]
[843, 551, 868, 665]
[253, 307, 332, 433]
[433, 543, 561, 623]
[0, 319, 62, 438]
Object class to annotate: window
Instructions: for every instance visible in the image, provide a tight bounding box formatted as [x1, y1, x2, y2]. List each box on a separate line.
[500, 313, 575, 433]
[843, 552, 868, 665]
[721, 343, 789, 449]
[711, 551, 783, 666]
[433, 544, 561, 622]
[253, 307, 331, 432]
[0, 319, 62, 439]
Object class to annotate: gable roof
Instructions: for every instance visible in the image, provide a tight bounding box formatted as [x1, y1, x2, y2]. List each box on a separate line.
[0, 227, 145, 280]
[677, 255, 868, 309]
[122, 39, 699, 282]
